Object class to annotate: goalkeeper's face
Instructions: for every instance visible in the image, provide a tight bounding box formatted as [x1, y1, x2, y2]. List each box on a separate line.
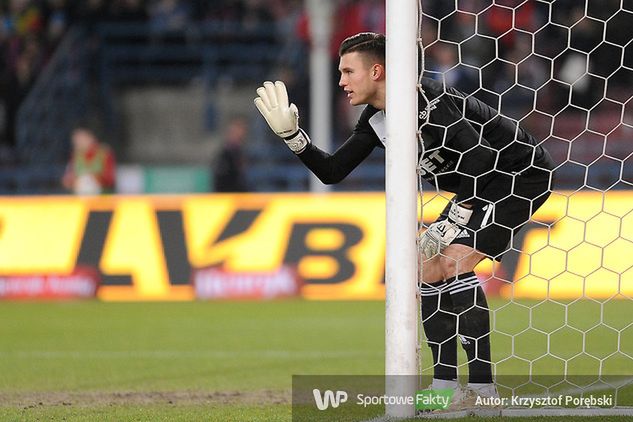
[338, 52, 384, 107]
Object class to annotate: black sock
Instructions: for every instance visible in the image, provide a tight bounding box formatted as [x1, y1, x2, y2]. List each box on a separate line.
[445, 272, 493, 384]
[420, 280, 457, 381]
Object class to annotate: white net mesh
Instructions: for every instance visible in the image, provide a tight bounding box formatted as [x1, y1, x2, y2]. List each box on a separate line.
[417, 0, 633, 412]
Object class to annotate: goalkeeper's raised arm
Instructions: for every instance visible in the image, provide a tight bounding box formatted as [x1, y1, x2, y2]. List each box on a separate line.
[254, 34, 386, 185]
[253, 77, 382, 184]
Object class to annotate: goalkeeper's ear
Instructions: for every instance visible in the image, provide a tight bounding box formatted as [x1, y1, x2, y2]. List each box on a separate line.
[370, 63, 385, 81]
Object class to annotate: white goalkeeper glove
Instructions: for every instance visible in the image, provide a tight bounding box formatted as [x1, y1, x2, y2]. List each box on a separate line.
[254, 81, 310, 154]
[419, 201, 473, 260]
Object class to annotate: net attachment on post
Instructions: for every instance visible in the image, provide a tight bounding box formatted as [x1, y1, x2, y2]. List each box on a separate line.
[416, 0, 633, 417]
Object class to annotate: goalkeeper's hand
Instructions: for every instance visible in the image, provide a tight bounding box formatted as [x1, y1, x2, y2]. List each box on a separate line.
[254, 81, 310, 154]
[419, 201, 473, 260]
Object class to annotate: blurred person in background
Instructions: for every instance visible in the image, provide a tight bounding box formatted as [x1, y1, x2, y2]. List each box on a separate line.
[43, 0, 70, 43]
[426, 42, 477, 93]
[3, 34, 42, 147]
[148, 0, 191, 34]
[62, 124, 116, 195]
[240, 0, 273, 30]
[4, 0, 44, 38]
[1, 0, 47, 148]
[213, 116, 250, 192]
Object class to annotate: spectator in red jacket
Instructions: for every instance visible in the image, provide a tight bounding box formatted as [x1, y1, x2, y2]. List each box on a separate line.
[62, 125, 116, 194]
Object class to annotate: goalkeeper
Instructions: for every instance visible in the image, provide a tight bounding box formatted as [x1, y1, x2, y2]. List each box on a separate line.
[255, 32, 554, 401]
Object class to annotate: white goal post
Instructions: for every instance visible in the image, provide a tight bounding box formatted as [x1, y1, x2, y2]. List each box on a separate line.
[384, 0, 419, 418]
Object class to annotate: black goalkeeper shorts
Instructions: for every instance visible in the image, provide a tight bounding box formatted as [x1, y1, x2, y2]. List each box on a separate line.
[435, 168, 553, 260]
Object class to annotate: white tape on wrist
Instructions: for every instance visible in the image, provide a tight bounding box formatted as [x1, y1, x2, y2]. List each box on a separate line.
[284, 129, 310, 154]
[448, 202, 473, 225]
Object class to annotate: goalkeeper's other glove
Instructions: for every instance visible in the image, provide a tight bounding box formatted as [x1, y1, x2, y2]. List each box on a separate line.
[254, 81, 310, 154]
[419, 201, 473, 260]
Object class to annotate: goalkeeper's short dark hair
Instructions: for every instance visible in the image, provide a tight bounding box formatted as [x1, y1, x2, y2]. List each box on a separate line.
[339, 32, 385, 65]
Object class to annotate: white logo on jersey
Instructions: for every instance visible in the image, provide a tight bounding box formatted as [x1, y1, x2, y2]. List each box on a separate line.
[456, 229, 470, 239]
[418, 150, 446, 176]
[419, 98, 440, 121]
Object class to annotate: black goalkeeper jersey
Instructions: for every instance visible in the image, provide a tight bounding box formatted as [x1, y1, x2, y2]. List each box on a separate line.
[298, 77, 553, 203]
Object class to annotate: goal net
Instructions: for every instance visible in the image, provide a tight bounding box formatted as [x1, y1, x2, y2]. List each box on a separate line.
[416, 0, 633, 416]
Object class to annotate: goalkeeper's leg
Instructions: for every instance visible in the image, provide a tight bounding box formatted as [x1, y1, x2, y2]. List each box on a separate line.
[438, 247, 497, 398]
[421, 245, 496, 396]
[420, 280, 458, 386]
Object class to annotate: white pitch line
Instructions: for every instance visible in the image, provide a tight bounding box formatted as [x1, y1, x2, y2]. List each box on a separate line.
[0, 349, 382, 359]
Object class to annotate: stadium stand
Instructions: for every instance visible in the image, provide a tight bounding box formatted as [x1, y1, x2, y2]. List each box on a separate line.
[0, 0, 631, 193]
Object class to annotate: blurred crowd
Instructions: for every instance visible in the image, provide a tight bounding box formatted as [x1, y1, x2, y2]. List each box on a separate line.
[0, 0, 630, 192]
[0, 0, 385, 168]
[421, 0, 632, 116]
[0, 0, 69, 160]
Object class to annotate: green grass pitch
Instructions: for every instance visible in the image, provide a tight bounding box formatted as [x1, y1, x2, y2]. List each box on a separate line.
[0, 299, 630, 421]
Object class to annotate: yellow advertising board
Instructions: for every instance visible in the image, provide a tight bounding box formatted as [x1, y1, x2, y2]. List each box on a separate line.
[0, 191, 631, 300]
